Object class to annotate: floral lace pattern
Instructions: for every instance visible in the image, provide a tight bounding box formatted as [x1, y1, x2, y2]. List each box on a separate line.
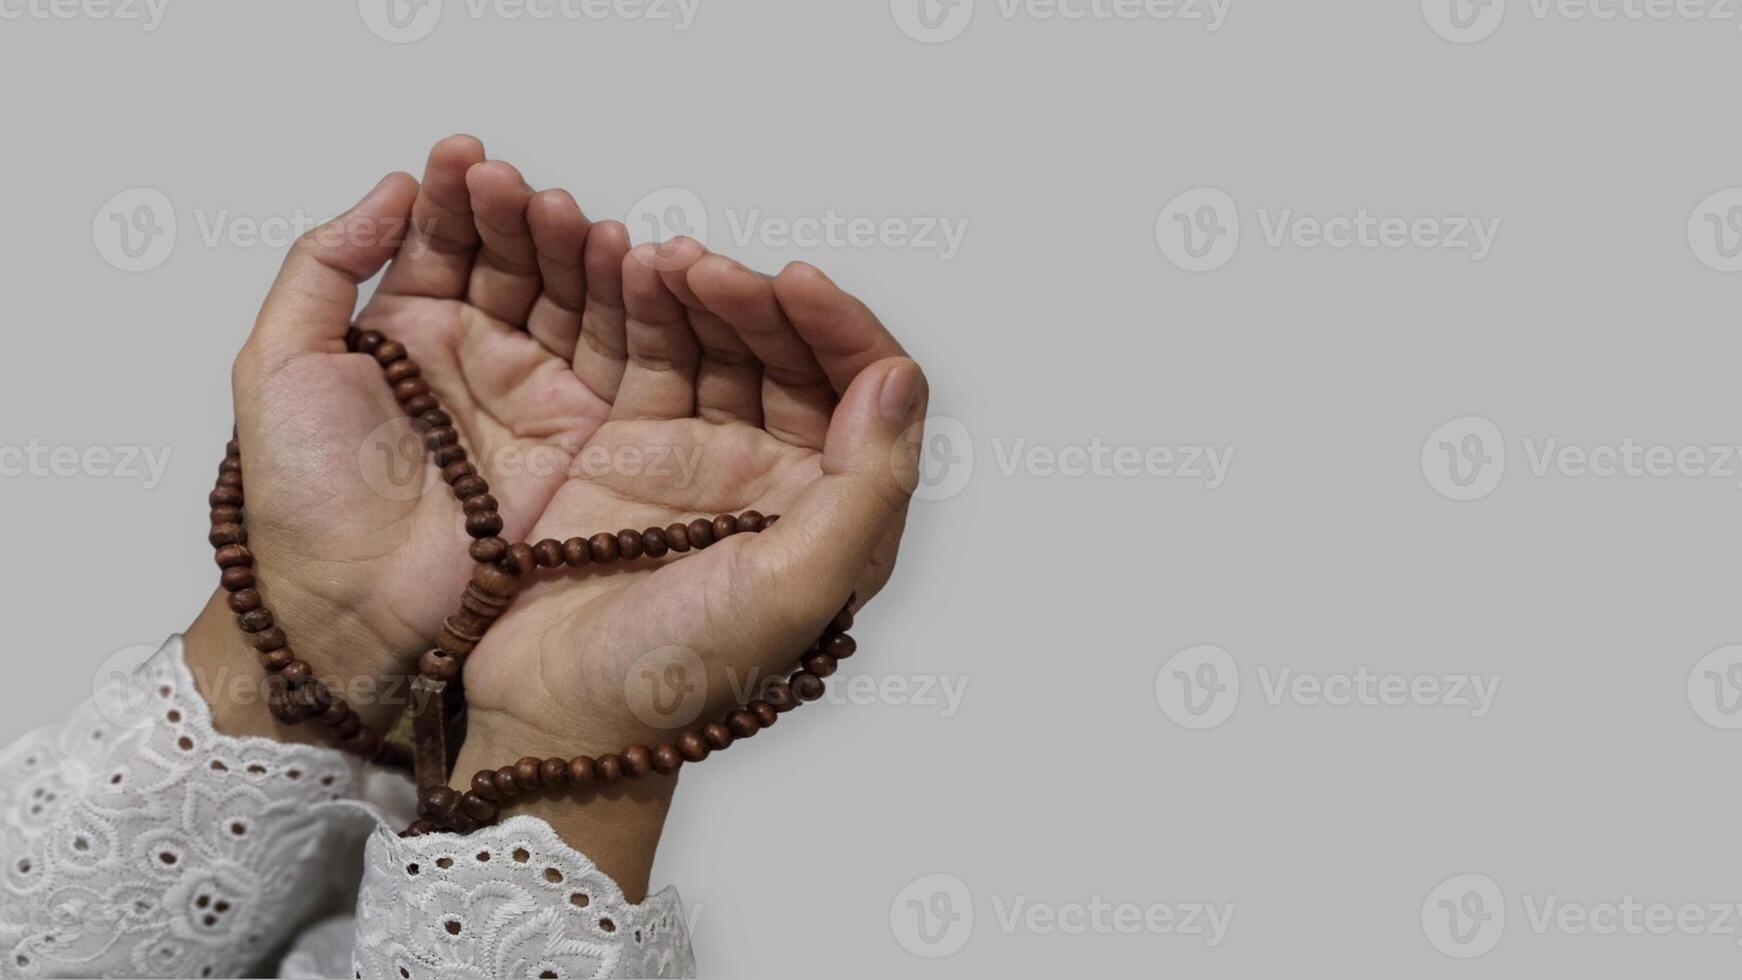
[353, 817, 695, 979]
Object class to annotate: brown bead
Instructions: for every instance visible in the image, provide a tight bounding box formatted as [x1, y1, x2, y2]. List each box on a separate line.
[469, 537, 508, 563]
[463, 494, 499, 515]
[726, 710, 760, 738]
[823, 634, 858, 660]
[702, 722, 734, 751]
[563, 538, 590, 567]
[424, 427, 459, 450]
[471, 562, 517, 597]
[665, 523, 691, 553]
[764, 678, 798, 712]
[419, 650, 459, 681]
[345, 727, 383, 761]
[214, 471, 243, 490]
[210, 505, 243, 525]
[227, 588, 262, 614]
[418, 786, 459, 819]
[534, 539, 565, 568]
[465, 512, 504, 539]
[208, 524, 247, 548]
[471, 770, 501, 801]
[594, 755, 623, 783]
[403, 394, 439, 417]
[622, 745, 652, 778]
[318, 701, 351, 726]
[214, 544, 253, 569]
[738, 510, 766, 533]
[436, 622, 478, 658]
[568, 756, 596, 786]
[460, 792, 499, 822]
[434, 444, 467, 467]
[750, 700, 780, 727]
[441, 460, 476, 484]
[280, 660, 312, 686]
[493, 768, 521, 797]
[260, 649, 293, 673]
[540, 757, 569, 787]
[237, 609, 274, 633]
[384, 359, 420, 384]
[514, 758, 544, 790]
[209, 486, 243, 507]
[332, 712, 362, 740]
[394, 378, 431, 402]
[372, 341, 407, 365]
[221, 566, 256, 592]
[421, 409, 453, 429]
[713, 514, 738, 539]
[452, 476, 490, 499]
[218, 455, 242, 473]
[589, 532, 619, 563]
[641, 527, 668, 558]
[802, 652, 838, 678]
[677, 731, 709, 763]
[686, 518, 715, 549]
[792, 673, 826, 702]
[652, 744, 683, 775]
[505, 543, 537, 576]
[252, 627, 287, 652]
[617, 529, 644, 560]
[831, 607, 855, 633]
[355, 330, 385, 354]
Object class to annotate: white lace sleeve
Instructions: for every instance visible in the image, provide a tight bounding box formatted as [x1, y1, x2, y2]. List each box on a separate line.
[0, 636, 366, 978]
[351, 816, 696, 979]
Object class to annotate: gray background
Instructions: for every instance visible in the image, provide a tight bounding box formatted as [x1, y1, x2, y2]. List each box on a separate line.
[3, 0, 1741, 974]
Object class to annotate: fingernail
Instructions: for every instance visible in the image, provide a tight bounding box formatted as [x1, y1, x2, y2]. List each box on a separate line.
[879, 362, 924, 424]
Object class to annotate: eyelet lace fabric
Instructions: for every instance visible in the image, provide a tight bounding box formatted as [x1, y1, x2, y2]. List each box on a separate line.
[0, 638, 696, 979]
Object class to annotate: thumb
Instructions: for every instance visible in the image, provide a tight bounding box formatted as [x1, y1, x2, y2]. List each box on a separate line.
[245, 172, 419, 369]
[746, 356, 928, 622]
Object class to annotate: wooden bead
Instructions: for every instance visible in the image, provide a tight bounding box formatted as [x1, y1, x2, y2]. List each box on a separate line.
[260, 649, 293, 673]
[540, 757, 568, 787]
[824, 634, 858, 660]
[641, 527, 668, 558]
[589, 532, 619, 563]
[505, 543, 536, 576]
[702, 722, 734, 750]
[617, 529, 643, 560]
[218, 455, 242, 473]
[471, 770, 501, 802]
[418, 786, 458, 819]
[831, 607, 855, 633]
[227, 588, 262, 614]
[384, 359, 420, 384]
[452, 476, 490, 499]
[208, 524, 247, 547]
[279, 660, 312, 686]
[441, 461, 476, 484]
[568, 756, 596, 786]
[423, 427, 459, 450]
[652, 744, 683, 775]
[209, 486, 244, 507]
[764, 678, 798, 712]
[713, 514, 738, 539]
[421, 409, 452, 429]
[437, 621, 479, 658]
[493, 768, 521, 797]
[563, 538, 590, 567]
[594, 754, 623, 783]
[394, 378, 430, 402]
[215, 471, 243, 490]
[333, 712, 362, 740]
[435, 444, 468, 467]
[665, 523, 691, 553]
[469, 537, 508, 563]
[534, 540, 565, 568]
[356, 330, 385, 354]
[214, 544, 253, 569]
[471, 563, 517, 597]
[460, 792, 499, 822]
[792, 672, 826, 702]
[802, 652, 838, 678]
[686, 518, 715, 549]
[726, 710, 759, 738]
[750, 700, 780, 727]
[252, 627, 287, 652]
[237, 609, 274, 633]
[677, 732, 709, 762]
[221, 566, 256, 592]
[419, 650, 459, 681]
[343, 727, 382, 760]
[738, 510, 765, 533]
[514, 757, 544, 789]
[404, 394, 438, 417]
[622, 745, 652, 778]
[209, 506, 242, 525]
[463, 494, 499, 515]
[372, 341, 407, 365]
[465, 512, 504, 539]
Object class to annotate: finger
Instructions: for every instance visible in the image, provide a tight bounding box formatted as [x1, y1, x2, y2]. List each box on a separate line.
[688, 254, 833, 448]
[525, 188, 592, 360]
[377, 134, 486, 300]
[741, 357, 928, 626]
[654, 239, 763, 425]
[245, 172, 419, 370]
[573, 220, 632, 402]
[772, 262, 908, 394]
[609, 244, 701, 421]
[464, 160, 541, 325]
